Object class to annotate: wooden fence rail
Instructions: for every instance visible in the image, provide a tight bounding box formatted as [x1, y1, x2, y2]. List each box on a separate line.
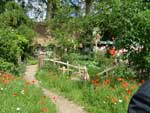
[44, 59, 85, 70]
[97, 65, 118, 76]
[43, 58, 90, 81]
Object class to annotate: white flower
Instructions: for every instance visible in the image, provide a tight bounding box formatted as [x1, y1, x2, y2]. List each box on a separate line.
[16, 107, 21, 111]
[119, 99, 123, 103]
[103, 101, 106, 104]
[1, 88, 3, 91]
[21, 90, 24, 95]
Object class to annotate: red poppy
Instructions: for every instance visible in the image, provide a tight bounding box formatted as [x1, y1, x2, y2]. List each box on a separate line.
[112, 97, 118, 103]
[141, 80, 145, 84]
[41, 107, 48, 112]
[127, 89, 131, 95]
[125, 96, 129, 102]
[32, 80, 36, 84]
[26, 81, 31, 86]
[109, 48, 116, 56]
[122, 81, 128, 88]
[103, 79, 110, 85]
[13, 92, 17, 96]
[91, 79, 99, 87]
[110, 87, 115, 91]
[130, 85, 135, 90]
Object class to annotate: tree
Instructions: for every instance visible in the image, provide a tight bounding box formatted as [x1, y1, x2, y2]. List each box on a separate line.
[41, 0, 58, 19]
[0, 0, 12, 13]
[85, 0, 93, 14]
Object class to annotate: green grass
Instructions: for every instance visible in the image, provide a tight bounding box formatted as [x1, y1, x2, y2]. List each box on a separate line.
[36, 68, 139, 113]
[0, 73, 57, 113]
[26, 56, 38, 65]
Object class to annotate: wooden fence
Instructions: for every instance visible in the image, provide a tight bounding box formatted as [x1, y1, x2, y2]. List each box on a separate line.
[38, 53, 90, 81]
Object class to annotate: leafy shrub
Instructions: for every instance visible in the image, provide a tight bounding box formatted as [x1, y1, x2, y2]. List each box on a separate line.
[0, 58, 15, 73]
[0, 1, 35, 69]
[17, 25, 36, 42]
[114, 64, 135, 79]
[0, 1, 33, 28]
[5, 1, 22, 11]
[0, 27, 28, 64]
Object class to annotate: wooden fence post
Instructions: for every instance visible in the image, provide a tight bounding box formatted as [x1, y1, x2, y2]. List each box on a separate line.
[38, 51, 46, 69]
[81, 66, 90, 81]
[66, 61, 69, 75]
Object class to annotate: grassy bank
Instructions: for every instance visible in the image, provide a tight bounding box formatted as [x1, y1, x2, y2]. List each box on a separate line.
[36, 67, 140, 113]
[0, 73, 57, 113]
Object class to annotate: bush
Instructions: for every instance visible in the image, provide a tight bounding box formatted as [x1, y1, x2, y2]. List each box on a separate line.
[0, 1, 33, 28]
[17, 25, 36, 42]
[0, 27, 28, 64]
[0, 58, 15, 73]
[113, 64, 135, 79]
[0, 1, 35, 68]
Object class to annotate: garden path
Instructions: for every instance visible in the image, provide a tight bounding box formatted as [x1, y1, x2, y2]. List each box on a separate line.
[24, 65, 88, 113]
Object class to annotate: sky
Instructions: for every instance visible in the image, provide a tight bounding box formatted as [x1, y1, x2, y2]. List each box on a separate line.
[15, 0, 85, 21]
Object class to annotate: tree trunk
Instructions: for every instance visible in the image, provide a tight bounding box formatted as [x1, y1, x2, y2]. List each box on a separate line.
[46, 0, 57, 20]
[85, 0, 93, 15]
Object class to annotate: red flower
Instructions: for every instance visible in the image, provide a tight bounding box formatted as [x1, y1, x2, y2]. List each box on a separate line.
[91, 79, 99, 87]
[103, 79, 110, 85]
[130, 85, 135, 90]
[41, 107, 48, 112]
[141, 80, 145, 84]
[127, 89, 131, 95]
[109, 48, 116, 56]
[13, 92, 17, 96]
[32, 80, 36, 84]
[110, 87, 115, 91]
[125, 96, 129, 102]
[122, 81, 128, 88]
[112, 97, 118, 103]
[3, 74, 7, 79]
[26, 82, 31, 86]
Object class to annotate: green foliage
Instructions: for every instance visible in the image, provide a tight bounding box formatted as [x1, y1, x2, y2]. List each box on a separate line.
[0, 75, 57, 113]
[0, 58, 15, 73]
[17, 25, 36, 42]
[0, 1, 36, 73]
[91, 0, 150, 76]
[26, 56, 38, 65]
[37, 68, 139, 113]
[5, 1, 22, 11]
[0, 27, 28, 64]
[0, 1, 33, 28]
[0, 0, 12, 13]
[114, 64, 135, 79]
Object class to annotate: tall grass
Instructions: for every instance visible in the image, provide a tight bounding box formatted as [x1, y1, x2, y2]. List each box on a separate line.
[36, 68, 139, 113]
[0, 73, 57, 113]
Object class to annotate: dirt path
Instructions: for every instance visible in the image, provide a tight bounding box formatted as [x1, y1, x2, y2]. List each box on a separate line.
[24, 65, 88, 113]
